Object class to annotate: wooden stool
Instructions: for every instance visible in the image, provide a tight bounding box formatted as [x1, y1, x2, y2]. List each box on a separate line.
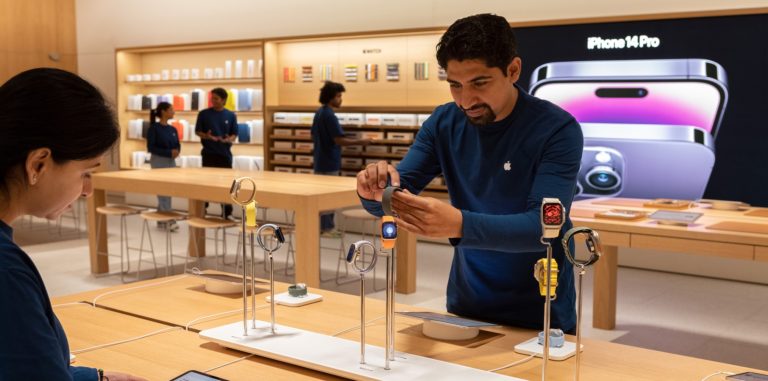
[187, 217, 238, 273]
[95, 204, 144, 283]
[139, 211, 187, 278]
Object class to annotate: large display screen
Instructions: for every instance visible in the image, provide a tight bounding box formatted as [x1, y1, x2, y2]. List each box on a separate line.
[514, 12, 768, 205]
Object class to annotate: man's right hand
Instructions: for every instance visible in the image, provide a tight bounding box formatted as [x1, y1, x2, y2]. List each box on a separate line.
[356, 160, 400, 201]
[171, 149, 179, 158]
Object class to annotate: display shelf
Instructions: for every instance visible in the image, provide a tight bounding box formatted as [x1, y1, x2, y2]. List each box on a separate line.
[269, 135, 313, 141]
[126, 137, 261, 146]
[125, 78, 263, 86]
[116, 41, 264, 169]
[125, 110, 264, 116]
[271, 148, 312, 154]
[271, 160, 312, 167]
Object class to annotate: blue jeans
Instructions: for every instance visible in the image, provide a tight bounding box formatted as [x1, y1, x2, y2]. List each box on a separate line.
[315, 170, 340, 231]
[150, 154, 177, 211]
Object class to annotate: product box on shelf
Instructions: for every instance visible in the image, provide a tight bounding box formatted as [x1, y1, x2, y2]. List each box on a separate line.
[391, 146, 410, 155]
[386, 131, 414, 140]
[341, 158, 363, 168]
[273, 153, 293, 161]
[295, 129, 312, 137]
[273, 128, 293, 136]
[381, 114, 398, 126]
[396, 114, 418, 126]
[345, 113, 364, 126]
[273, 141, 294, 149]
[360, 131, 384, 140]
[342, 146, 363, 153]
[364, 114, 382, 126]
[294, 155, 313, 164]
[298, 113, 314, 124]
[365, 145, 389, 154]
[296, 168, 313, 174]
[417, 114, 431, 126]
[274, 166, 294, 173]
[295, 142, 314, 150]
[273, 112, 288, 124]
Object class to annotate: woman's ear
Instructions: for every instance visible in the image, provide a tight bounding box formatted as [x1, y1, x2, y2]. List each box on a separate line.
[25, 148, 52, 185]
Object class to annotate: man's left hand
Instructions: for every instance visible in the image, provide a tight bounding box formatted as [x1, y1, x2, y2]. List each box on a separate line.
[390, 189, 462, 238]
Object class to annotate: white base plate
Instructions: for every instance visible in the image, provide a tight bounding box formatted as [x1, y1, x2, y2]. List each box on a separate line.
[200, 321, 524, 381]
[265, 292, 323, 306]
[513, 337, 579, 361]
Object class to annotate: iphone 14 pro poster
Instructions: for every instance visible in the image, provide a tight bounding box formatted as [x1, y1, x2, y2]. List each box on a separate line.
[515, 12, 768, 205]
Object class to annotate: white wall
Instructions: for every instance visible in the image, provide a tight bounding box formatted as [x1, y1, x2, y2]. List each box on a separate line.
[76, 0, 766, 102]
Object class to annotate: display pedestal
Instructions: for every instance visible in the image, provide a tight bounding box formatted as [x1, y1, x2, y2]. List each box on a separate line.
[265, 292, 323, 306]
[200, 321, 524, 381]
[513, 337, 579, 361]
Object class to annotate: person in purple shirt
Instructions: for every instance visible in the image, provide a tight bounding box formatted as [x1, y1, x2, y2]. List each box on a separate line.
[0, 68, 146, 380]
[357, 14, 583, 332]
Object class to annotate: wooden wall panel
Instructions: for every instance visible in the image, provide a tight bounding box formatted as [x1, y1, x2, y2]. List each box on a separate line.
[0, 0, 77, 84]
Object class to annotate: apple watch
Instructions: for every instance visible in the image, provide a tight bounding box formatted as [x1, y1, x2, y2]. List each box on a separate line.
[534, 258, 559, 299]
[382, 186, 403, 216]
[541, 197, 565, 239]
[562, 227, 602, 267]
[381, 216, 397, 249]
[347, 240, 378, 274]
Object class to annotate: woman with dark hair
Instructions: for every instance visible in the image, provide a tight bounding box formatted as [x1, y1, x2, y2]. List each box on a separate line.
[147, 101, 181, 231]
[0, 68, 146, 380]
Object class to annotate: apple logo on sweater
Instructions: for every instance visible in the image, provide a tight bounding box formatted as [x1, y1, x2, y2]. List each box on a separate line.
[504, 161, 511, 171]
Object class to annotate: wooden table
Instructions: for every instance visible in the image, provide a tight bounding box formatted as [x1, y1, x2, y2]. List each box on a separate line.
[54, 273, 763, 380]
[570, 197, 768, 329]
[86, 168, 417, 293]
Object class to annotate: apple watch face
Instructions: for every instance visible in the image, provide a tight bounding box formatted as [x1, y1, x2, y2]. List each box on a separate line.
[543, 203, 564, 225]
[382, 221, 397, 239]
[346, 244, 357, 263]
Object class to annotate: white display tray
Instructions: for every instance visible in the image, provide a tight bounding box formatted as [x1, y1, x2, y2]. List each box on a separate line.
[513, 337, 579, 361]
[200, 321, 525, 381]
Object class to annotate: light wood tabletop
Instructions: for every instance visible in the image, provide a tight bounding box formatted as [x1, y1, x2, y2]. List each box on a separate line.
[54, 273, 762, 380]
[85, 168, 417, 293]
[570, 197, 768, 329]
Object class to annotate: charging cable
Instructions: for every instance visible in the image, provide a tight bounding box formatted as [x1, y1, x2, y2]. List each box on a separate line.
[71, 326, 182, 354]
[700, 371, 736, 381]
[52, 301, 94, 308]
[488, 354, 537, 372]
[91, 275, 191, 307]
[331, 316, 385, 337]
[204, 354, 255, 373]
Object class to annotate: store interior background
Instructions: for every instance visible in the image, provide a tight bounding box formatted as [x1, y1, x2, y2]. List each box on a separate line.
[2, 0, 767, 371]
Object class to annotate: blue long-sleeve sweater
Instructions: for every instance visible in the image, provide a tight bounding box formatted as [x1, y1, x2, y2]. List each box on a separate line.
[146, 122, 181, 158]
[361, 86, 583, 331]
[0, 220, 97, 380]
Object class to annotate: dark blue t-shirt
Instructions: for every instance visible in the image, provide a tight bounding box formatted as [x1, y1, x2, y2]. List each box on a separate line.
[361, 87, 583, 331]
[195, 108, 238, 159]
[0, 220, 97, 380]
[311, 105, 345, 172]
[147, 122, 181, 158]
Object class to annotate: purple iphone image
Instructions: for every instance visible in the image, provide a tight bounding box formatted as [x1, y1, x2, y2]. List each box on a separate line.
[530, 59, 727, 199]
[530, 58, 728, 136]
[580, 123, 715, 200]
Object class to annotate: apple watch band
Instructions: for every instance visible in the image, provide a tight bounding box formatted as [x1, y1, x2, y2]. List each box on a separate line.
[382, 186, 403, 217]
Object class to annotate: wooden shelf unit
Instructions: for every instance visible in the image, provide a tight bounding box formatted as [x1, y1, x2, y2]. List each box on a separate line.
[115, 40, 265, 169]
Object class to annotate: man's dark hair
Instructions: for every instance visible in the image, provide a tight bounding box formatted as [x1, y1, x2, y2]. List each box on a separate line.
[436, 13, 518, 75]
[318, 81, 345, 105]
[211, 87, 228, 100]
[0, 68, 119, 200]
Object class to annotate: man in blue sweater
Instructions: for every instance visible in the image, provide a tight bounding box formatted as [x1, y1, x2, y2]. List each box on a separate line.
[196, 87, 238, 219]
[357, 14, 583, 332]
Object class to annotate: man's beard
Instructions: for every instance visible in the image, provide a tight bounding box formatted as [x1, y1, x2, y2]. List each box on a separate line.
[461, 103, 496, 126]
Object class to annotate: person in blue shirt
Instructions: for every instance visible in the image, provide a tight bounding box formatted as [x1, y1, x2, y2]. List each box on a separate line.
[357, 14, 583, 332]
[195, 87, 238, 219]
[0, 69, 146, 380]
[311, 81, 370, 234]
[147, 101, 180, 231]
